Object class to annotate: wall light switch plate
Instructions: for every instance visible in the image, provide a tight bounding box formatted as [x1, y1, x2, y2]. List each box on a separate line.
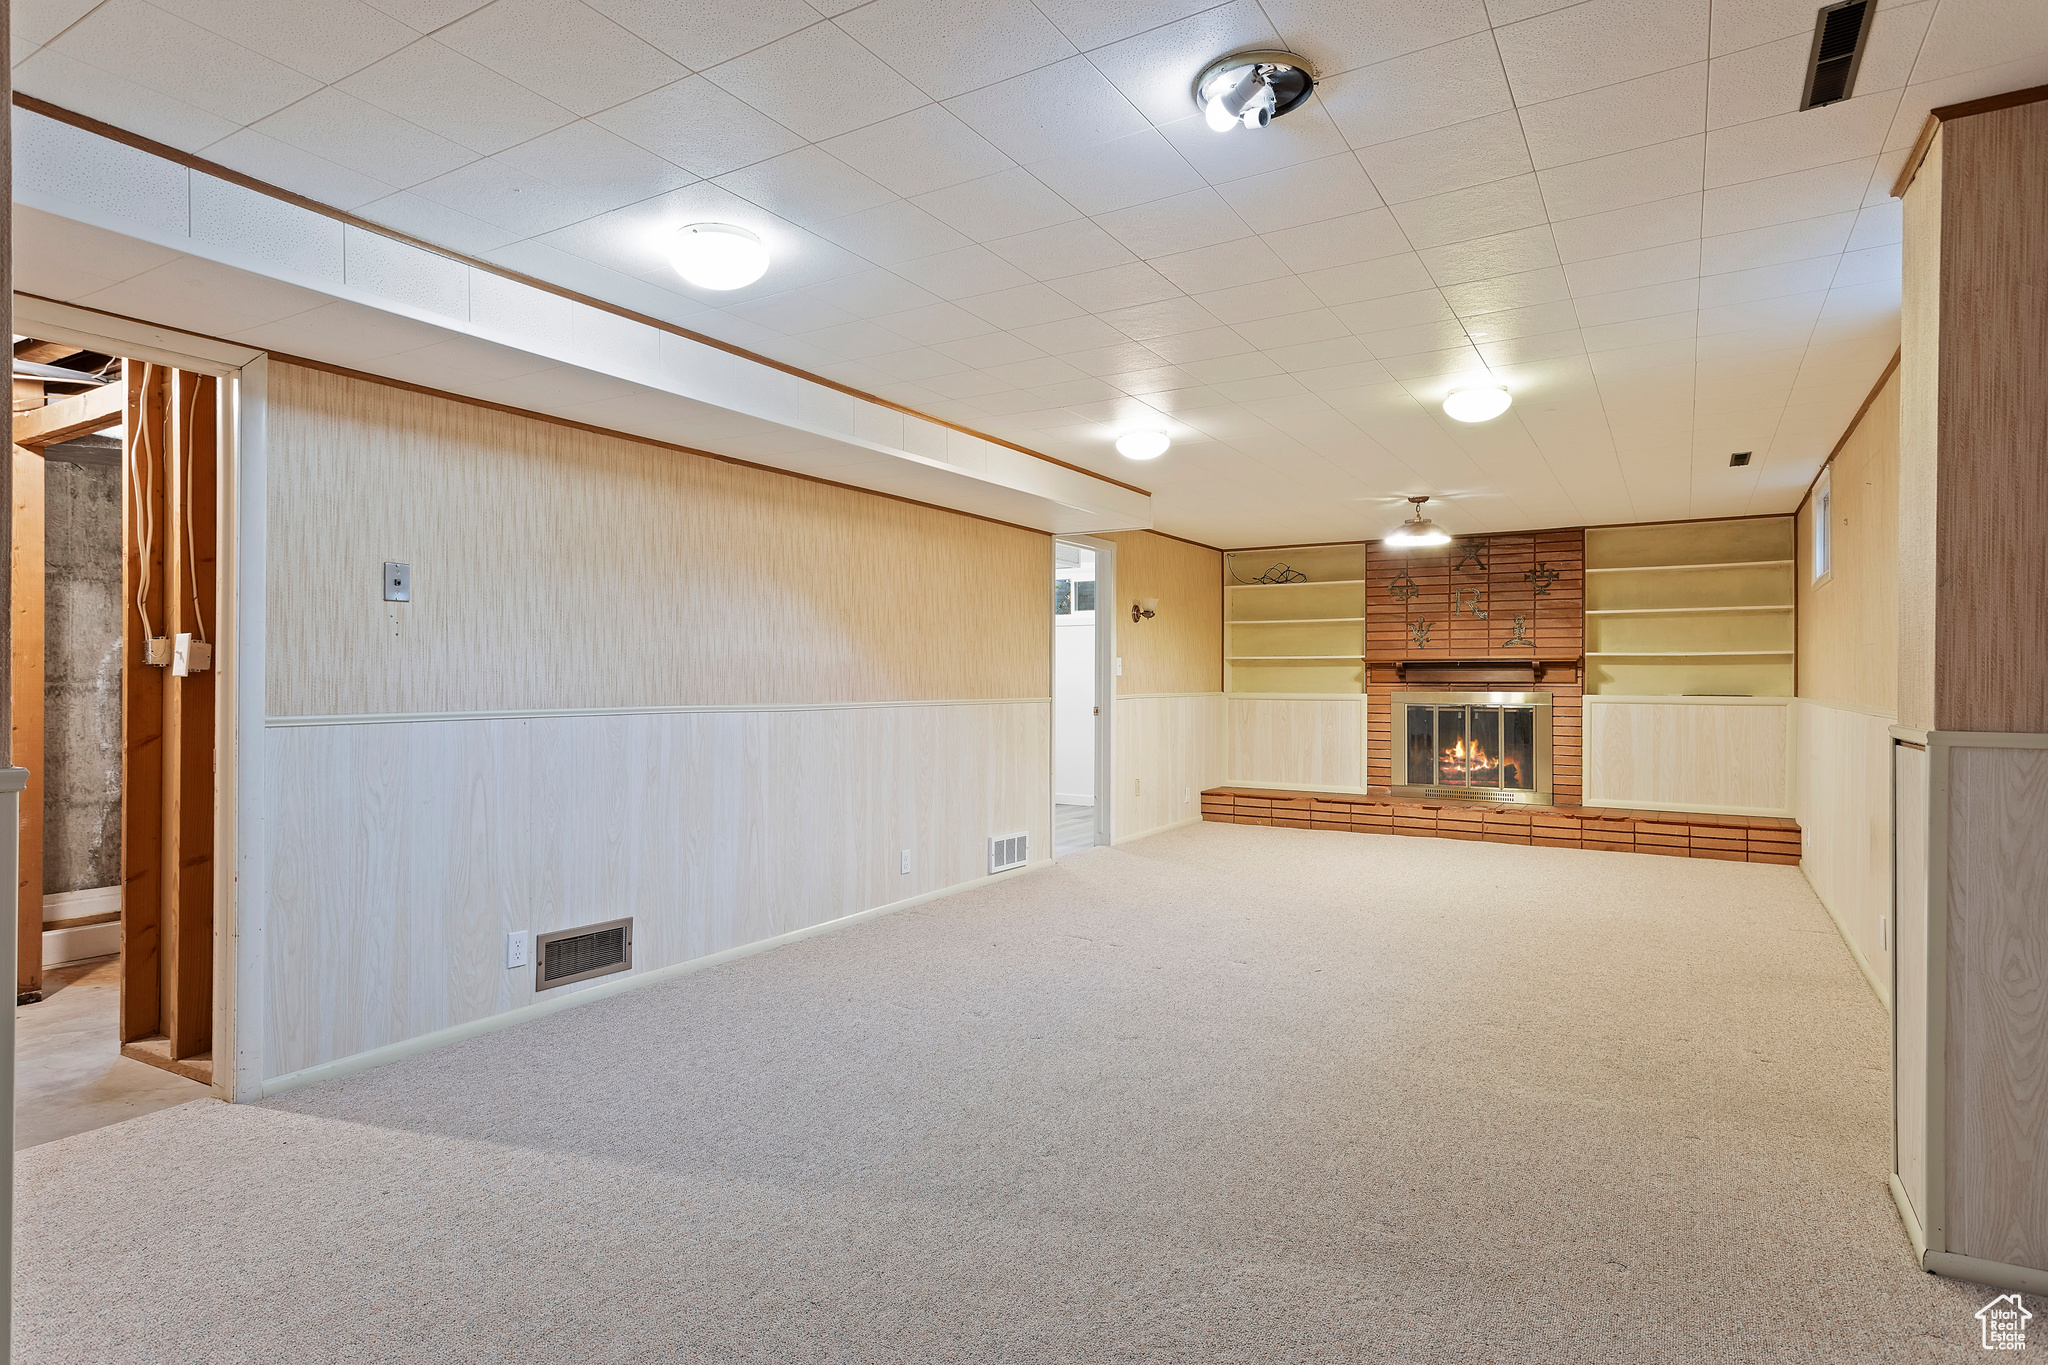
[170, 633, 212, 677]
[505, 930, 528, 970]
[900, 849, 911, 875]
[384, 561, 411, 602]
[1183, 788, 1190, 803]
[1113, 657, 1123, 676]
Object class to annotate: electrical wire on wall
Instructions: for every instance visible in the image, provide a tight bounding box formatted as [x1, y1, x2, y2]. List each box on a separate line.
[129, 362, 157, 645]
[182, 374, 206, 644]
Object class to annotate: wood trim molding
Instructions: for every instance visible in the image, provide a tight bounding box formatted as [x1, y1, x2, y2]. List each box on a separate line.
[1891, 83, 2048, 198]
[1796, 348, 1901, 519]
[11, 93, 1150, 501]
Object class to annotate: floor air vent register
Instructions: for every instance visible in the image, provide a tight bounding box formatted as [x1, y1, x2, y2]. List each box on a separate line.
[535, 918, 634, 991]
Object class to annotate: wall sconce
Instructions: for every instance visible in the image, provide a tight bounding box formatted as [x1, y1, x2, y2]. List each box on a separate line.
[1131, 598, 1159, 623]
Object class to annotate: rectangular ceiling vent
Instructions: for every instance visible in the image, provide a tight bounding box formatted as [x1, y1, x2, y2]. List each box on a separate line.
[536, 917, 633, 990]
[1801, 0, 1874, 110]
[988, 832, 1029, 874]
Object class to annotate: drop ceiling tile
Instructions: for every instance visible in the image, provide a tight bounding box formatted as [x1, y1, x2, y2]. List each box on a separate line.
[817, 200, 975, 265]
[1107, 364, 1202, 394]
[202, 129, 399, 211]
[1816, 278, 1902, 324]
[838, 0, 1076, 103]
[1476, 329, 1588, 366]
[1097, 187, 1254, 259]
[1143, 326, 1258, 363]
[1701, 156, 1875, 238]
[802, 318, 921, 359]
[1705, 91, 1897, 187]
[1519, 62, 1708, 171]
[1307, 259, 1444, 311]
[48, 0, 321, 126]
[1705, 30, 1812, 131]
[819, 106, 1016, 200]
[82, 253, 332, 339]
[1025, 128, 1207, 215]
[892, 244, 1038, 298]
[1101, 296, 1228, 340]
[1909, 0, 2048, 84]
[1297, 359, 1398, 392]
[957, 282, 1089, 330]
[246, 88, 477, 188]
[1048, 260, 1184, 310]
[1259, 0, 1492, 79]
[496, 120, 697, 202]
[435, 0, 685, 116]
[1195, 275, 1325, 323]
[811, 270, 947, 319]
[1696, 254, 1838, 307]
[11, 49, 242, 155]
[1537, 137, 1706, 220]
[343, 224, 469, 318]
[1356, 317, 1474, 358]
[1571, 276, 1701, 325]
[919, 366, 1019, 399]
[1066, 341, 1173, 376]
[1233, 307, 1353, 350]
[945, 55, 1152, 164]
[713, 146, 896, 227]
[1551, 193, 1702, 264]
[1267, 335, 1376, 371]
[1459, 299, 1580, 342]
[15, 0, 110, 48]
[1378, 343, 1490, 381]
[591, 77, 807, 179]
[1161, 106, 1360, 185]
[1082, 0, 1279, 124]
[1355, 110, 1535, 204]
[1214, 153, 1384, 235]
[726, 290, 861, 336]
[911, 168, 1082, 241]
[704, 22, 928, 142]
[1029, 377, 1128, 406]
[356, 191, 523, 254]
[1563, 239, 1701, 295]
[409, 155, 623, 236]
[191, 175, 346, 282]
[1845, 200, 1903, 251]
[1697, 291, 1825, 336]
[868, 300, 995, 347]
[1013, 314, 1138, 355]
[149, 0, 419, 84]
[362, 0, 493, 29]
[339, 38, 576, 156]
[1261, 207, 1412, 273]
[1699, 209, 1856, 273]
[1390, 174, 1549, 250]
[1149, 237, 1294, 293]
[1317, 32, 1514, 148]
[581, 0, 821, 70]
[988, 356, 1085, 389]
[1418, 224, 1560, 286]
[986, 219, 1139, 280]
[1184, 353, 1285, 385]
[1496, 0, 1709, 106]
[867, 345, 972, 380]
[1829, 242, 1902, 290]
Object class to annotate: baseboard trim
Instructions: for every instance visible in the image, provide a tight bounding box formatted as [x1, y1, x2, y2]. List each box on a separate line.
[1923, 1251, 2048, 1295]
[1889, 1174, 1927, 1262]
[1113, 814, 1202, 845]
[258, 858, 1053, 1100]
[1811, 862, 1890, 1011]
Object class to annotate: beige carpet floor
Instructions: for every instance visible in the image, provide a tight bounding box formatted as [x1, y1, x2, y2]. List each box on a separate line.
[13, 824, 1999, 1362]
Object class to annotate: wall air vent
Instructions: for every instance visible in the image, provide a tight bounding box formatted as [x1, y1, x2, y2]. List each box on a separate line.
[535, 917, 633, 990]
[1801, 0, 1874, 110]
[988, 833, 1029, 874]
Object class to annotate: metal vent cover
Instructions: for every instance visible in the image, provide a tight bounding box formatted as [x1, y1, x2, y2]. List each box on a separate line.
[1801, 0, 1873, 110]
[988, 832, 1029, 874]
[535, 917, 633, 990]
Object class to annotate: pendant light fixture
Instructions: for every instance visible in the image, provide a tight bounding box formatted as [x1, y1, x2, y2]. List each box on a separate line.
[1384, 496, 1451, 547]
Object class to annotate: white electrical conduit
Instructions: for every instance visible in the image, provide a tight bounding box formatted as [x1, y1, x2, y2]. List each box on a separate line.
[182, 375, 205, 644]
[129, 363, 157, 643]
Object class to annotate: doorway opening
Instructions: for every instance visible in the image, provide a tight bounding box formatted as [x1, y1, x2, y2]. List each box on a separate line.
[12, 340, 222, 1146]
[1052, 539, 1111, 858]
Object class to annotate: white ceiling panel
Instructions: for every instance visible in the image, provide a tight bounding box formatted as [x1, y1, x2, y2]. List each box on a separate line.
[17, 0, 2037, 545]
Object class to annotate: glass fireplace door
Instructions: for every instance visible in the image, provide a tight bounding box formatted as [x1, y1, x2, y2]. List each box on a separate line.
[1394, 693, 1549, 803]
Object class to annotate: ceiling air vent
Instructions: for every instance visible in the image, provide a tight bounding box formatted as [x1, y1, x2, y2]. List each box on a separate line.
[1729, 451, 1752, 467]
[988, 832, 1029, 874]
[535, 917, 633, 990]
[1801, 0, 1874, 110]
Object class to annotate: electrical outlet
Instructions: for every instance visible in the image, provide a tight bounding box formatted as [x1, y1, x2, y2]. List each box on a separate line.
[1183, 787, 1190, 804]
[1114, 656, 1123, 676]
[505, 930, 528, 970]
[900, 849, 911, 875]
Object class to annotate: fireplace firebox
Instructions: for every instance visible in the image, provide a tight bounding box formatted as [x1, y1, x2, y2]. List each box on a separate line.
[1389, 691, 1552, 806]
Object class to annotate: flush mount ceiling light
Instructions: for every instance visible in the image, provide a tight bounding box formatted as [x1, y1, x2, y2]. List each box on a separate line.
[1116, 430, 1171, 460]
[668, 223, 769, 290]
[1442, 386, 1512, 423]
[1385, 496, 1451, 547]
[1194, 51, 1315, 132]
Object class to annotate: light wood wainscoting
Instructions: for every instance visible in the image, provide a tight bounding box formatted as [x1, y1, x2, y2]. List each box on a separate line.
[1113, 694, 1225, 841]
[266, 362, 1048, 717]
[1794, 700, 1895, 1004]
[1227, 697, 1364, 791]
[1581, 698, 1791, 816]
[263, 700, 1049, 1081]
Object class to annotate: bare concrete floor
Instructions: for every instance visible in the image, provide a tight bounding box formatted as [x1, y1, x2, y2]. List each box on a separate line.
[15, 956, 211, 1149]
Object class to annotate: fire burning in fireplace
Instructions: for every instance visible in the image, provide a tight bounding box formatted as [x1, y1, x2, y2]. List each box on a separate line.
[1438, 736, 1522, 788]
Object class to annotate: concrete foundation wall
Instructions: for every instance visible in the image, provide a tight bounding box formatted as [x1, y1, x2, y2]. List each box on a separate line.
[42, 452, 121, 896]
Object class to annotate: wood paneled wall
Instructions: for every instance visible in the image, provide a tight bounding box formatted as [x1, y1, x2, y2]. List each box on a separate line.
[265, 363, 1049, 718]
[265, 701, 1048, 1079]
[1800, 367, 1900, 715]
[1114, 693, 1225, 840]
[1101, 531, 1221, 697]
[1793, 700, 1895, 1002]
[1229, 697, 1364, 790]
[1582, 700, 1789, 814]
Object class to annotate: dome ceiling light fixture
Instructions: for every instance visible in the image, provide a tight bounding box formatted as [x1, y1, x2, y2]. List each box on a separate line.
[1442, 386, 1512, 423]
[1115, 429, 1171, 460]
[1194, 51, 1315, 132]
[668, 223, 770, 290]
[1385, 496, 1452, 547]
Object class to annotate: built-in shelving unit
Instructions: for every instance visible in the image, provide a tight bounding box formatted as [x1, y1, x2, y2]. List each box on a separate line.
[1225, 545, 1367, 694]
[1583, 518, 1795, 696]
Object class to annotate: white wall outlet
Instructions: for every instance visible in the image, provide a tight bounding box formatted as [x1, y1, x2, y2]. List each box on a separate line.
[899, 849, 911, 875]
[1114, 656, 1123, 676]
[1183, 787, 1190, 804]
[505, 930, 528, 970]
